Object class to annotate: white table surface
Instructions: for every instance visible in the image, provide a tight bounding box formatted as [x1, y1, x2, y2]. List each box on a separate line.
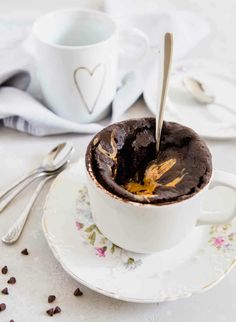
[0, 0, 236, 321]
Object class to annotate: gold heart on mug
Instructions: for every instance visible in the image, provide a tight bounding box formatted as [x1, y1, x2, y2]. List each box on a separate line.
[73, 64, 106, 115]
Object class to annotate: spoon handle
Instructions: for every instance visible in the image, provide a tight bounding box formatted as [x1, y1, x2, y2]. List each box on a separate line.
[156, 33, 173, 152]
[0, 171, 46, 213]
[0, 168, 40, 202]
[1, 175, 53, 244]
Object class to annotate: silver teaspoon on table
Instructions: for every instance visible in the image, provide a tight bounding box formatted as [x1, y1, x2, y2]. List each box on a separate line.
[156, 32, 173, 152]
[2, 163, 68, 244]
[0, 142, 74, 212]
[183, 77, 236, 116]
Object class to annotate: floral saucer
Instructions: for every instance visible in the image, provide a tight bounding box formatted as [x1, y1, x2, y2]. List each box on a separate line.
[42, 158, 236, 303]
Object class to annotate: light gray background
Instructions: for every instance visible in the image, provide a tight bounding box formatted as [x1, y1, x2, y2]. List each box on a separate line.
[0, 0, 236, 321]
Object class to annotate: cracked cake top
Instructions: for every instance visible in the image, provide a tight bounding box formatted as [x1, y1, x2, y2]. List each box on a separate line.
[86, 118, 212, 204]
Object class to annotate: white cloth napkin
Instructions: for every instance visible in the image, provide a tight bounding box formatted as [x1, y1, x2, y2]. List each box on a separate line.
[0, 37, 103, 135]
[0, 6, 209, 136]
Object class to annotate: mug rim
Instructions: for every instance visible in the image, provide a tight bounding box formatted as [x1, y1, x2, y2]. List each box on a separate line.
[33, 8, 118, 50]
[86, 157, 213, 209]
[85, 118, 213, 208]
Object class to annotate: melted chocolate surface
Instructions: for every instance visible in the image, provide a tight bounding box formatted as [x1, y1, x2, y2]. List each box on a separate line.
[86, 118, 212, 204]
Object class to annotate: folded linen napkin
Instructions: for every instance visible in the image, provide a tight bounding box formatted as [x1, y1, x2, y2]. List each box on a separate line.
[0, 41, 103, 135]
[0, 6, 209, 136]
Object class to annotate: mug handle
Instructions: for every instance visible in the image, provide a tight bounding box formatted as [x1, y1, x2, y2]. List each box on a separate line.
[197, 170, 236, 225]
[118, 27, 149, 76]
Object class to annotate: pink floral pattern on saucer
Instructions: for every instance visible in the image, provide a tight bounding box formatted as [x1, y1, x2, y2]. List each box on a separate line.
[75, 186, 143, 270]
[42, 158, 236, 303]
[208, 224, 236, 251]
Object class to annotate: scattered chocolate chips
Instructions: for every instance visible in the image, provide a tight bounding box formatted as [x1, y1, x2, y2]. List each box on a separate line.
[74, 288, 83, 296]
[48, 295, 56, 303]
[46, 308, 54, 317]
[0, 303, 6, 311]
[7, 277, 16, 284]
[46, 306, 61, 317]
[1, 265, 8, 274]
[1, 287, 8, 295]
[54, 306, 61, 314]
[21, 248, 29, 255]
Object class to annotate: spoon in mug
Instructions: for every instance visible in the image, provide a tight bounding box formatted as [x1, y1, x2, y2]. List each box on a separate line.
[156, 33, 173, 152]
[183, 77, 236, 116]
[0, 142, 74, 212]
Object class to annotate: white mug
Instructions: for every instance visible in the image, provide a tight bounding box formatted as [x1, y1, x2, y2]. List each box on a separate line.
[86, 162, 236, 253]
[33, 9, 149, 123]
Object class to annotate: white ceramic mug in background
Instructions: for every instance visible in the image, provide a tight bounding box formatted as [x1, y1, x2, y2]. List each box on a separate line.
[33, 9, 149, 123]
[86, 163, 236, 253]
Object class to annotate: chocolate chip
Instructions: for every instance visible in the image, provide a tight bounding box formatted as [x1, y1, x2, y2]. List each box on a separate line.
[1, 287, 8, 295]
[46, 308, 54, 316]
[9, 320, 15, 322]
[21, 248, 29, 255]
[53, 306, 61, 314]
[7, 277, 16, 284]
[48, 295, 56, 303]
[1, 266, 8, 274]
[74, 288, 83, 296]
[0, 303, 6, 311]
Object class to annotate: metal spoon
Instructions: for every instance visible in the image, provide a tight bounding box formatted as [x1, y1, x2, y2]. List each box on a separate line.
[2, 163, 67, 244]
[156, 33, 173, 152]
[0, 142, 74, 212]
[183, 77, 236, 116]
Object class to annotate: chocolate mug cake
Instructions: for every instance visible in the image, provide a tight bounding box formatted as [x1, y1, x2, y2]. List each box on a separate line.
[86, 118, 212, 205]
[85, 118, 236, 253]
